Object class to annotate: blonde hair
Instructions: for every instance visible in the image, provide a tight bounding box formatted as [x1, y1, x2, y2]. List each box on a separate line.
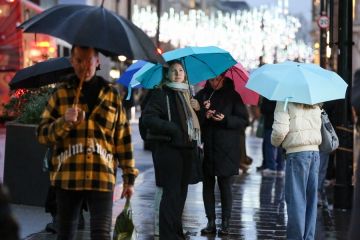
[293, 102, 321, 109]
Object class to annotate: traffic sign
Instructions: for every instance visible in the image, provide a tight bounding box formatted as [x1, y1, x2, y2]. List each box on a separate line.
[318, 15, 330, 29]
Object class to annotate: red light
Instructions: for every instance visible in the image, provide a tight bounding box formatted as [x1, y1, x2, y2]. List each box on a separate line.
[156, 48, 163, 54]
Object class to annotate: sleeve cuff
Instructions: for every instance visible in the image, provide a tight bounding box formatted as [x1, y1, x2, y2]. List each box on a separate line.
[122, 174, 136, 186]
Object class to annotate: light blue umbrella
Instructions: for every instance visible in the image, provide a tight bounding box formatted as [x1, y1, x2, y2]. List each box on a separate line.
[130, 46, 237, 89]
[116, 60, 147, 88]
[245, 61, 348, 105]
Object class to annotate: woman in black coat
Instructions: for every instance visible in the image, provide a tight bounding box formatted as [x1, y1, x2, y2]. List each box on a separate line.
[142, 60, 201, 240]
[195, 75, 249, 236]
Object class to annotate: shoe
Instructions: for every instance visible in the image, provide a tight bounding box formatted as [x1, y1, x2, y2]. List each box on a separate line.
[256, 165, 265, 171]
[45, 216, 57, 233]
[277, 171, 285, 177]
[239, 163, 250, 173]
[78, 212, 85, 230]
[200, 218, 216, 235]
[218, 218, 229, 236]
[262, 168, 277, 177]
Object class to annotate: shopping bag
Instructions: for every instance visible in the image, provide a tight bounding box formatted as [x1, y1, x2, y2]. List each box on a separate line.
[113, 198, 137, 240]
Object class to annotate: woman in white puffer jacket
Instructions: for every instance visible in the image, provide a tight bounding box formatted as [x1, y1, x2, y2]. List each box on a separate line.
[271, 101, 322, 240]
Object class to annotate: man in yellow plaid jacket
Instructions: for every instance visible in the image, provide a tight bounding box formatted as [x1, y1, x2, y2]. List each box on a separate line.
[37, 45, 138, 240]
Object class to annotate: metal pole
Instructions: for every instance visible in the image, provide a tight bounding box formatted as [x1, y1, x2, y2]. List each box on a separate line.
[127, 0, 132, 21]
[320, 0, 327, 68]
[156, 0, 161, 47]
[334, 0, 354, 209]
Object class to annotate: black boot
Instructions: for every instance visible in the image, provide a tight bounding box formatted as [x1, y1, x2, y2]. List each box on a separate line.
[200, 218, 216, 235]
[77, 211, 85, 230]
[218, 218, 229, 236]
[45, 215, 57, 233]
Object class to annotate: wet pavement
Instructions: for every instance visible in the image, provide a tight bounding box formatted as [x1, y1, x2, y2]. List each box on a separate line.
[1, 123, 352, 239]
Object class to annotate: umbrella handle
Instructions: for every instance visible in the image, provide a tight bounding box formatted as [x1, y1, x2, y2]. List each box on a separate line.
[73, 78, 83, 107]
[73, 61, 90, 107]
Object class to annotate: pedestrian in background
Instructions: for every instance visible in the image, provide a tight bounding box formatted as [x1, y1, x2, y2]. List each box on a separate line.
[0, 183, 19, 240]
[141, 60, 201, 240]
[348, 69, 360, 240]
[271, 101, 321, 240]
[195, 75, 249, 236]
[260, 97, 284, 176]
[37, 45, 138, 240]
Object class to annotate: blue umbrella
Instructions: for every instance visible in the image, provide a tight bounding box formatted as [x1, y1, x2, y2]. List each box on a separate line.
[116, 60, 147, 88]
[130, 46, 237, 89]
[245, 61, 348, 105]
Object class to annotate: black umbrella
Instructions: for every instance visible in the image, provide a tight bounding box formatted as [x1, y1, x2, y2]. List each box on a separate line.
[9, 57, 74, 90]
[18, 3, 165, 64]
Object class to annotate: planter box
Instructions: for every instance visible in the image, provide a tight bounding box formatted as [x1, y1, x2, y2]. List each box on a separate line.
[3, 122, 49, 206]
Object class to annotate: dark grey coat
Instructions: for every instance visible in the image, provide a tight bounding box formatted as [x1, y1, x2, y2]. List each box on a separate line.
[195, 79, 249, 176]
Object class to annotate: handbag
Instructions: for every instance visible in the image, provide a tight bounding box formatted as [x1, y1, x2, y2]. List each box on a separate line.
[188, 144, 204, 184]
[319, 110, 339, 153]
[113, 198, 137, 240]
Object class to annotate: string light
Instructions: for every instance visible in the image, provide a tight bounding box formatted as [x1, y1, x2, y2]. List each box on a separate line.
[132, 3, 313, 69]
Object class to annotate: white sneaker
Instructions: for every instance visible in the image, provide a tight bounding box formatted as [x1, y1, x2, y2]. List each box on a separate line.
[277, 171, 285, 177]
[262, 168, 277, 176]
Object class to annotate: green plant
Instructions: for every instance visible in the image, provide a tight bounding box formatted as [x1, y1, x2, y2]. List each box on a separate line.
[2, 87, 54, 124]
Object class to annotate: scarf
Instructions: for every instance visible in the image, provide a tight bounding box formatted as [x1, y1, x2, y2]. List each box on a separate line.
[165, 82, 201, 145]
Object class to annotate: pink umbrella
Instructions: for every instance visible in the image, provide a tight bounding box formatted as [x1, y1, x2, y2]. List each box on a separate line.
[198, 63, 259, 105]
[224, 63, 259, 105]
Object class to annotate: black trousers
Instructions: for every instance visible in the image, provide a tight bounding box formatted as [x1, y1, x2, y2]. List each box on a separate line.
[157, 147, 192, 240]
[202, 174, 233, 219]
[56, 189, 113, 240]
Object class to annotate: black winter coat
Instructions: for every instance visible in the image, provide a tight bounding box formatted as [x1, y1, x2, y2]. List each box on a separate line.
[195, 79, 249, 176]
[142, 86, 196, 186]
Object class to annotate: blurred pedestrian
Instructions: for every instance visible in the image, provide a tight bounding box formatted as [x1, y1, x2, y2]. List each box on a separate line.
[37, 45, 138, 240]
[141, 60, 201, 239]
[348, 69, 360, 240]
[195, 75, 249, 236]
[271, 101, 321, 240]
[260, 98, 284, 176]
[0, 183, 19, 240]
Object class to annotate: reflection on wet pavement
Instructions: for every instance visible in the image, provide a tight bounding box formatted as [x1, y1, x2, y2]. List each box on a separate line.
[24, 136, 351, 240]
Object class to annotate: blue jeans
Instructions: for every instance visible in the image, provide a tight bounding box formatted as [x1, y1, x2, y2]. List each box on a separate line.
[285, 151, 320, 240]
[263, 129, 284, 171]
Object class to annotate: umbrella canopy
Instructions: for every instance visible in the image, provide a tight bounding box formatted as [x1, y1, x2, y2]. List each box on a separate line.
[245, 61, 348, 105]
[9, 57, 74, 90]
[224, 63, 259, 105]
[116, 60, 147, 88]
[130, 46, 237, 89]
[18, 4, 164, 63]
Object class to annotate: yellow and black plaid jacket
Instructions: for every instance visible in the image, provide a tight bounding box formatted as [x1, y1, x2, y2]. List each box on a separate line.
[37, 77, 138, 192]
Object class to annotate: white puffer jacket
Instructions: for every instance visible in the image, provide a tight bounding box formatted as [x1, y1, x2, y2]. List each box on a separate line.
[271, 101, 322, 154]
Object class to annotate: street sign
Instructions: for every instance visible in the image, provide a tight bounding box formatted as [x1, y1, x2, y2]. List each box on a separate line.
[318, 15, 330, 29]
